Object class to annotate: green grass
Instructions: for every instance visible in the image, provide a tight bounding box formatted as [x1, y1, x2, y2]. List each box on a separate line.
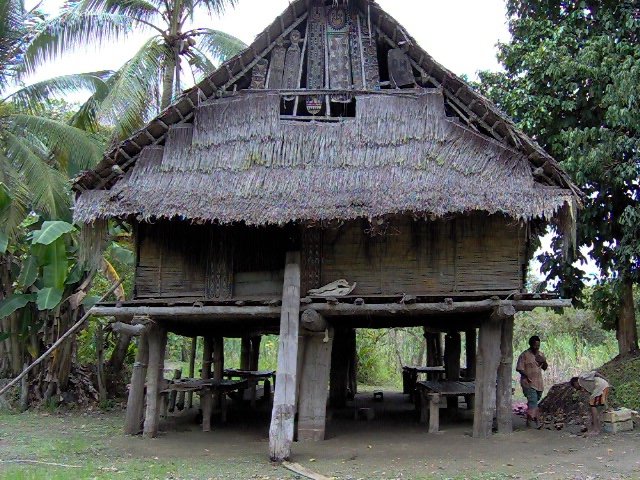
[598, 353, 640, 411]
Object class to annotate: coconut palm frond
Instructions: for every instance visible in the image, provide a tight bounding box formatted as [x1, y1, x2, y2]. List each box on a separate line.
[21, 10, 140, 76]
[0, 150, 29, 237]
[8, 113, 105, 175]
[193, 27, 246, 65]
[185, 46, 215, 83]
[96, 36, 169, 139]
[79, 0, 161, 25]
[183, 0, 236, 22]
[7, 71, 112, 115]
[3, 130, 71, 219]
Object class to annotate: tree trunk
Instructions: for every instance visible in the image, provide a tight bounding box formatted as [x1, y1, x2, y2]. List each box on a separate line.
[617, 278, 638, 354]
[161, 48, 177, 109]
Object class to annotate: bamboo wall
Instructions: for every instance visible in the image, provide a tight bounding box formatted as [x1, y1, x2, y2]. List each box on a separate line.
[321, 214, 526, 294]
[134, 214, 526, 300]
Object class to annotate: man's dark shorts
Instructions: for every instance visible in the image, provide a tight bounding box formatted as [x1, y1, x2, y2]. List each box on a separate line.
[523, 387, 542, 409]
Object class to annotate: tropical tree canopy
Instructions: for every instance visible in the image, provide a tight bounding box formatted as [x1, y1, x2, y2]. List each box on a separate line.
[24, 0, 246, 140]
[477, 0, 640, 353]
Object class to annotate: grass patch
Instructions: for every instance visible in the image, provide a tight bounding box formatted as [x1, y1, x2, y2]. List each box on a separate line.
[598, 352, 640, 411]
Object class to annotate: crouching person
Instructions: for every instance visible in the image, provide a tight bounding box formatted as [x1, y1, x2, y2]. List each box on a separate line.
[570, 371, 610, 436]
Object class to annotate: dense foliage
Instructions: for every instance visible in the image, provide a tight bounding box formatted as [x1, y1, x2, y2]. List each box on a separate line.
[477, 0, 640, 353]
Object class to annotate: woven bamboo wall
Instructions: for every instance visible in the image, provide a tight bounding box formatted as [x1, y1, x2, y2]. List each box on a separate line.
[321, 214, 525, 295]
[135, 214, 526, 300]
[135, 222, 291, 299]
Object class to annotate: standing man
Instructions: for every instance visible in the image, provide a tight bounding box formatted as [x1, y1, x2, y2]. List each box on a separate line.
[570, 371, 610, 436]
[516, 335, 548, 427]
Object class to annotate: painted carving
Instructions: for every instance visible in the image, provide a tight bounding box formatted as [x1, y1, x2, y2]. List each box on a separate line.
[327, 5, 352, 102]
[306, 4, 326, 115]
[282, 29, 302, 100]
[349, 11, 365, 90]
[360, 18, 380, 90]
[250, 58, 268, 89]
[267, 37, 286, 89]
[388, 47, 415, 88]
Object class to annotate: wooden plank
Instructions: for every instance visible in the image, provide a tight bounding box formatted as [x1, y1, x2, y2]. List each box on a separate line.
[496, 315, 514, 433]
[269, 252, 301, 462]
[124, 328, 149, 435]
[298, 327, 333, 441]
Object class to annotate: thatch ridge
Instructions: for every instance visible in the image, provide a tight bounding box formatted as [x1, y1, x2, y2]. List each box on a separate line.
[72, 0, 581, 203]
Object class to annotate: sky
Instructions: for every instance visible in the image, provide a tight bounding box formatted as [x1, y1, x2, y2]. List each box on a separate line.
[28, 0, 511, 84]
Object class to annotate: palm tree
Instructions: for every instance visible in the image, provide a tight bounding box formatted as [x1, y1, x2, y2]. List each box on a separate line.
[1, 0, 105, 237]
[23, 0, 246, 140]
[1, 0, 108, 381]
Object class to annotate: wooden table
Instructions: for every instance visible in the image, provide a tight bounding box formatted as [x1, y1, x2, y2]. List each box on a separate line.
[416, 380, 475, 433]
[402, 365, 446, 396]
[224, 369, 275, 407]
[162, 378, 247, 431]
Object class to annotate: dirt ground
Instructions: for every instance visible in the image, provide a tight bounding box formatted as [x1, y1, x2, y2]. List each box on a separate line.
[1, 391, 639, 480]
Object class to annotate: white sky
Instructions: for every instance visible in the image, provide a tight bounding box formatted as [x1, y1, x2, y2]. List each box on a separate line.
[28, 0, 511, 84]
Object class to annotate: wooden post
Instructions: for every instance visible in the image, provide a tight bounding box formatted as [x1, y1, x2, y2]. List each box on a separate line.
[472, 306, 512, 438]
[428, 393, 441, 433]
[143, 323, 167, 438]
[201, 337, 213, 432]
[329, 328, 350, 408]
[250, 336, 262, 371]
[124, 329, 149, 435]
[240, 337, 251, 370]
[347, 328, 357, 398]
[465, 329, 477, 380]
[444, 331, 461, 411]
[187, 336, 197, 409]
[496, 315, 515, 434]
[168, 369, 181, 412]
[298, 315, 334, 441]
[213, 336, 224, 409]
[269, 252, 301, 462]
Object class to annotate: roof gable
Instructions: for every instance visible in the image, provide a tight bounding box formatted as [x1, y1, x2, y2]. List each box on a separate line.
[73, 0, 581, 225]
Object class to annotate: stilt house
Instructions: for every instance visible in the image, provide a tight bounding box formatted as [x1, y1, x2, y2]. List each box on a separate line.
[75, 0, 580, 461]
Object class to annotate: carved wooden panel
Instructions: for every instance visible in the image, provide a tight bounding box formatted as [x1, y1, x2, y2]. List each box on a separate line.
[206, 228, 233, 299]
[301, 227, 323, 295]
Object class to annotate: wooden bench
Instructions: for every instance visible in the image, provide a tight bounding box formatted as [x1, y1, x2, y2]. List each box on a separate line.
[223, 369, 275, 407]
[402, 366, 446, 399]
[416, 380, 475, 433]
[162, 378, 247, 430]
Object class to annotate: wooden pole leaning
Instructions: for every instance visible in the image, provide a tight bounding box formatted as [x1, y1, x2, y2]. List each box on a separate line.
[269, 252, 301, 462]
[0, 279, 124, 398]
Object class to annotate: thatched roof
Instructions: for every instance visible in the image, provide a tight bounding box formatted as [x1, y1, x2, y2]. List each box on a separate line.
[73, 0, 580, 227]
